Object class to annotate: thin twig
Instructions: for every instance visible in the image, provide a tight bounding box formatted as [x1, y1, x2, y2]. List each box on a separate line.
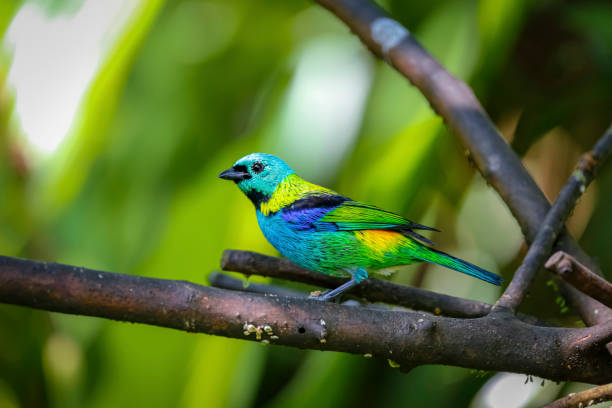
[546, 252, 612, 309]
[497, 126, 612, 312]
[221, 250, 547, 325]
[541, 383, 612, 408]
[222, 249, 492, 318]
[0, 254, 610, 383]
[208, 271, 306, 299]
[209, 272, 393, 309]
[313, 0, 612, 325]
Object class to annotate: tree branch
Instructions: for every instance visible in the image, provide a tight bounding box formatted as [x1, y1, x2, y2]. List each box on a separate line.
[0, 254, 611, 384]
[542, 383, 612, 408]
[313, 0, 612, 325]
[221, 249, 492, 318]
[220, 250, 546, 325]
[209, 271, 386, 309]
[208, 271, 307, 299]
[546, 252, 612, 309]
[497, 127, 612, 311]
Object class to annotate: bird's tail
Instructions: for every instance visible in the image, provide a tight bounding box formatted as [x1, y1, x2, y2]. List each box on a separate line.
[413, 247, 503, 286]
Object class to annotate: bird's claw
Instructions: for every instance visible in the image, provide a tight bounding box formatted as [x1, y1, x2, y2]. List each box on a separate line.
[308, 289, 331, 301]
[309, 290, 324, 299]
[308, 296, 325, 301]
[308, 289, 341, 302]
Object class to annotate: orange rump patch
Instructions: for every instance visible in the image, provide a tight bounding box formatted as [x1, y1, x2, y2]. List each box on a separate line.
[354, 230, 404, 255]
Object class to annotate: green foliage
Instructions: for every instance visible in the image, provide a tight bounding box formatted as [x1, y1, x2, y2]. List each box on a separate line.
[0, 0, 611, 407]
[546, 280, 570, 315]
[470, 369, 492, 379]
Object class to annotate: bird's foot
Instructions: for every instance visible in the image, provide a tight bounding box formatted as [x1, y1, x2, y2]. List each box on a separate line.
[308, 278, 362, 302]
[308, 289, 335, 301]
[308, 290, 324, 299]
[308, 270, 368, 302]
[309, 294, 337, 302]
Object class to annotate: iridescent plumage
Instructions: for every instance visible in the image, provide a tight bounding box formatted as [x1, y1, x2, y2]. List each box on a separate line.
[219, 153, 502, 300]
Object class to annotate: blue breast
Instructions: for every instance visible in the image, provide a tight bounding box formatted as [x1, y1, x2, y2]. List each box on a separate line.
[256, 210, 308, 256]
[256, 205, 366, 279]
[256, 208, 338, 273]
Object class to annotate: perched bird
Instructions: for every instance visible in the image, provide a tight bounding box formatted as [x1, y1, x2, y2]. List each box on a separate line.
[219, 153, 502, 301]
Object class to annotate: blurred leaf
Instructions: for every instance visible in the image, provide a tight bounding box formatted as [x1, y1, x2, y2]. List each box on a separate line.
[340, 0, 481, 209]
[84, 324, 193, 408]
[349, 116, 442, 209]
[0, 0, 23, 40]
[564, 3, 612, 73]
[474, 0, 529, 88]
[264, 352, 366, 408]
[180, 338, 265, 408]
[37, 0, 165, 220]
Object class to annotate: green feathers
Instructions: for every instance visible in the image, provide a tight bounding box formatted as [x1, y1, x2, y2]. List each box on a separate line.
[220, 153, 503, 301]
[321, 201, 439, 245]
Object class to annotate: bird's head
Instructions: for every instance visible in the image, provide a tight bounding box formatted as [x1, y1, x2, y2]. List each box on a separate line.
[218, 153, 294, 204]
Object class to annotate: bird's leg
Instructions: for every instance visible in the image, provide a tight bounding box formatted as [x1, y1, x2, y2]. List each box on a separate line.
[310, 280, 358, 301]
[310, 268, 368, 301]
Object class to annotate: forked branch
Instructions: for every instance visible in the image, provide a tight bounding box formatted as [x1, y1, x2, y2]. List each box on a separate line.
[546, 251, 612, 309]
[0, 254, 611, 384]
[497, 126, 612, 311]
[314, 0, 612, 325]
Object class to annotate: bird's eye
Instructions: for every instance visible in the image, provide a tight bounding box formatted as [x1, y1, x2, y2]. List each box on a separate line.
[251, 162, 264, 174]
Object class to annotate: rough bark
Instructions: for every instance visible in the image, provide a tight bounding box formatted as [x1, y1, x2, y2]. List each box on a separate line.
[546, 252, 612, 309]
[0, 254, 610, 384]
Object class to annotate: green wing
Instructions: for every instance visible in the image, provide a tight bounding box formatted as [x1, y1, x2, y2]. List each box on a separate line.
[319, 201, 438, 244]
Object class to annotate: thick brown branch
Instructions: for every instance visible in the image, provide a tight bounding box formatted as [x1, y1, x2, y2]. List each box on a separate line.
[313, 0, 612, 325]
[497, 127, 612, 311]
[0, 254, 610, 383]
[546, 252, 612, 309]
[542, 383, 612, 408]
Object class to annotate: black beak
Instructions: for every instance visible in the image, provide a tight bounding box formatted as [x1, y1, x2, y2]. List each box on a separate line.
[218, 167, 250, 181]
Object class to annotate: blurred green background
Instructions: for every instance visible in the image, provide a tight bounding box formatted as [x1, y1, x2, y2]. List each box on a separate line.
[0, 0, 611, 407]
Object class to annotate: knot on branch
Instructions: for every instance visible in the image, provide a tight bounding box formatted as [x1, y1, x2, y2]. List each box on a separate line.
[578, 151, 598, 175]
[546, 251, 612, 309]
[546, 252, 574, 276]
